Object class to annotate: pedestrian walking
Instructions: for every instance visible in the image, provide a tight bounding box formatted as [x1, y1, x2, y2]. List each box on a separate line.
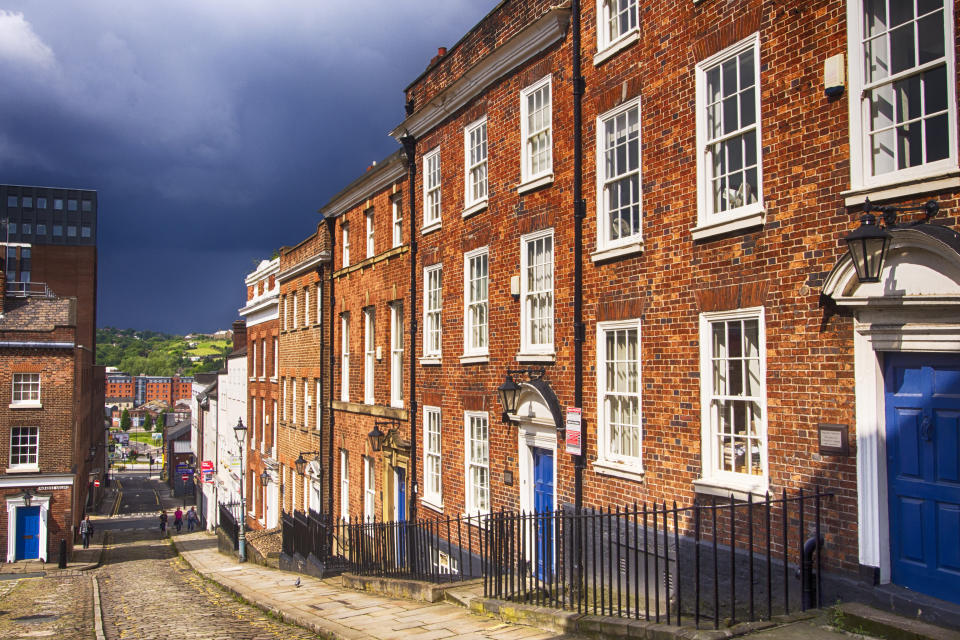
[79, 515, 93, 549]
[174, 507, 183, 533]
[159, 510, 168, 535]
[187, 506, 199, 532]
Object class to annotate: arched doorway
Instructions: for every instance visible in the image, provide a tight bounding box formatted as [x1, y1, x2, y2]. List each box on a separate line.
[823, 226, 960, 604]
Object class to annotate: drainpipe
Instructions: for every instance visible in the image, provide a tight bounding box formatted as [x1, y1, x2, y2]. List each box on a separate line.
[324, 216, 337, 534]
[400, 133, 418, 536]
[571, 0, 586, 587]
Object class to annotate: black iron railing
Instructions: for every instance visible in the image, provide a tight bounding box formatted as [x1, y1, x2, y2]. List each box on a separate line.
[219, 501, 241, 551]
[279, 488, 832, 627]
[483, 488, 832, 629]
[331, 513, 484, 583]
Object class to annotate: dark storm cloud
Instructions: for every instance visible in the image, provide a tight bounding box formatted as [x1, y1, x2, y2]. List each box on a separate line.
[0, 1, 494, 333]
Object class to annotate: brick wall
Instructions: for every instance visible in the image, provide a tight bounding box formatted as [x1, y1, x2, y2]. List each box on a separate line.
[277, 224, 332, 516]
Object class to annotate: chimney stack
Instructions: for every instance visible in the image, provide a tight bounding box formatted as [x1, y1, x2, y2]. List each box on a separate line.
[231, 319, 247, 351]
[429, 46, 448, 67]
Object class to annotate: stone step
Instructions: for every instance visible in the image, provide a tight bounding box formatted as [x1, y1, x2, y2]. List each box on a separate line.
[839, 602, 960, 640]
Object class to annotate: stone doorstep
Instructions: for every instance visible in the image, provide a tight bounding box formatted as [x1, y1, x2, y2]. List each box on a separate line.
[839, 603, 960, 640]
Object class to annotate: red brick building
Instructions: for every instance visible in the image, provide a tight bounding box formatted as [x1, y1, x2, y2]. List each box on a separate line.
[319, 151, 410, 527]
[366, 0, 960, 610]
[0, 281, 105, 562]
[239, 258, 280, 530]
[276, 226, 332, 523]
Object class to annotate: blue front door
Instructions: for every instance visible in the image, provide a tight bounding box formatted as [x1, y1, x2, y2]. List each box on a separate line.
[885, 353, 960, 604]
[533, 448, 554, 581]
[15, 506, 40, 560]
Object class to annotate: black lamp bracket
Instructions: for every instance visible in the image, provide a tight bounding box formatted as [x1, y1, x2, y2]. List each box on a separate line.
[864, 197, 939, 228]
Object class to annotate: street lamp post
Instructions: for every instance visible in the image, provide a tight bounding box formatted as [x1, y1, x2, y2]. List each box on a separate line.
[233, 417, 247, 562]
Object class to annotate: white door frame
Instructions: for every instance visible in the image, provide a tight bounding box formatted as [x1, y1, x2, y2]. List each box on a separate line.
[6, 493, 51, 562]
[823, 228, 960, 583]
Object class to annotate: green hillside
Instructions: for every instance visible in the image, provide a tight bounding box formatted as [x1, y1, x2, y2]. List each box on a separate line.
[96, 327, 233, 376]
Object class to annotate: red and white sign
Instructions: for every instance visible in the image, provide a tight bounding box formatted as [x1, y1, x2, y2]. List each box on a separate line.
[181, 474, 189, 481]
[93, 480, 100, 488]
[565, 407, 582, 456]
[201, 460, 214, 472]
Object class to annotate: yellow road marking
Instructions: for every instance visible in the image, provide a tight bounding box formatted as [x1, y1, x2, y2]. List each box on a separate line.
[112, 490, 123, 516]
[153, 489, 160, 506]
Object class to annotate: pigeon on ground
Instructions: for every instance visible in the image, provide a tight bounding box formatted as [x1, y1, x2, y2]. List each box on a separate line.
[294, 577, 301, 588]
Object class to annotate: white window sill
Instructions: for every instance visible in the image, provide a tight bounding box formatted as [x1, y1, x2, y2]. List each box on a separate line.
[390, 400, 404, 409]
[515, 352, 555, 364]
[693, 477, 768, 502]
[591, 239, 645, 264]
[421, 220, 442, 235]
[592, 459, 644, 482]
[461, 510, 490, 525]
[460, 354, 489, 364]
[9, 402, 42, 410]
[6, 465, 39, 474]
[842, 170, 960, 206]
[421, 497, 444, 514]
[593, 30, 640, 66]
[691, 208, 765, 242]
[462, 200, 488, 219]
[269, 377, 278, 383]
[517, 174, 554, 195]
[419, 357, 442, 366]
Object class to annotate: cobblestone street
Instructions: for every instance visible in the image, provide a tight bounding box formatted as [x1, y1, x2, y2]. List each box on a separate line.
[96, 528, 321, 640]
[0, 574, 94, 639]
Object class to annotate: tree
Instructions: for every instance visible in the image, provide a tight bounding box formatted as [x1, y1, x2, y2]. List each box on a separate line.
[155, 410, 167, 433]
[120, 409, 132, 432]
[144, 413, 154, 431]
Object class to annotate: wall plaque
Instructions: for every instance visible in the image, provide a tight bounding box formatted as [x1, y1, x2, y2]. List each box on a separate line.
[818, 423, 849, 456]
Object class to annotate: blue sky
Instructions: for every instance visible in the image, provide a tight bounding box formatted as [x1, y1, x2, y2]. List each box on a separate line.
[0, 1, 494, 334]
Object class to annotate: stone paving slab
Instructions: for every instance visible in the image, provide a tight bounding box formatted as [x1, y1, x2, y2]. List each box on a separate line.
[172, 531, 584, 640]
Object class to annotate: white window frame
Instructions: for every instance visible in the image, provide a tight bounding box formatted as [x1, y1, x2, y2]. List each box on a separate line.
[847, 0, 957, 192]
[694, 33, 764, 240]
[304, 287, 310, 325]
[11, 373, 41, 407]
[303, 379, 309, 429]
[696, 307, 768, 497]
[292, 289, 299, 329]
[463, 117, 488, 213]
[251, 342, 257, 378]
[342, 222, 350, 267]
[596, 97, 643, 255]
[282, 378, 288, 421]
[520, 229, 554, 356]
[315, 282, 322, 326]
[261, 339, 266, 380]
[340, 313, 350, 402]
[292, 377, 298, 425]
[520, 76, 553, 188]
[363, 307, 375, 405]
[390, 301, 404, 408]
[363, 455, 376, 523]
[340, 450, 350, 521]
[422, 406, 442, 509]
[596, 0, 639, 60]
[272, 401, 277, 457]
[392, 196, 403, 248]
[423, 148, 442, 231]
[365, 208, 375, 258]
[423, 264, 442, 359]
[463, 247, 489, 356]
[595, 319, 643, 479]
[315, 379, 321, 430]
[272, 337, 278, 378]
[282, 296, 287, 331]
[9, 425, 38, 469]
[464, 411, 489, 516]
